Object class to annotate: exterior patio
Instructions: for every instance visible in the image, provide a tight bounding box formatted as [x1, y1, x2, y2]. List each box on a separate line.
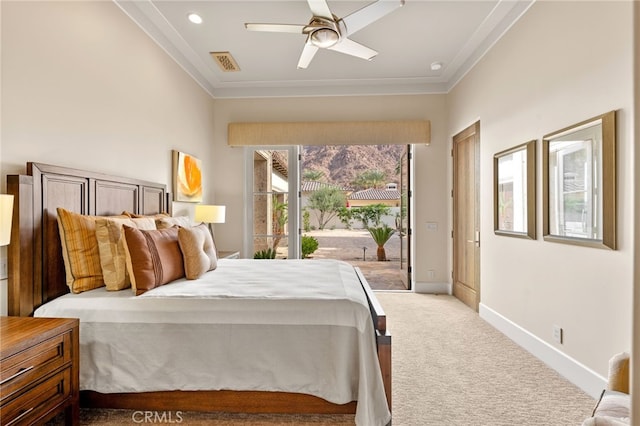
[304, 229, 408, 291]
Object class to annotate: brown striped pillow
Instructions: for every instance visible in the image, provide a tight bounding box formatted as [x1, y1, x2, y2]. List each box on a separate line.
[122, 225, 185, 295]
[56, 208, 127, 293]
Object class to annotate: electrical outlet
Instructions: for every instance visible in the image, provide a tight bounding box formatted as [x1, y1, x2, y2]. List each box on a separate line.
[427, 270, 435, 279]
[0, 257, 7, 280]
[552, 325, 563, 344]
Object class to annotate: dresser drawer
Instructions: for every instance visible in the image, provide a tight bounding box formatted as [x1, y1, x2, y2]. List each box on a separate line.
[0, 332, 72, 404]
[1, 367, 72, 426]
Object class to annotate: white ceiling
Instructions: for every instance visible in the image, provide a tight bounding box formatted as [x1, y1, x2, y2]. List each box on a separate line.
[114, 0, 534, 98]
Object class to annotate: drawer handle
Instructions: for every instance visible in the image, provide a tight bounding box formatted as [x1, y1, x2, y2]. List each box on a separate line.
[5, 407, 34, 426]
[0, 365, 35, 385]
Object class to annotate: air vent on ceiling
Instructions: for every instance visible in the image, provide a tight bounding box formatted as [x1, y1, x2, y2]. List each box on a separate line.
[210, 51, 240, 72]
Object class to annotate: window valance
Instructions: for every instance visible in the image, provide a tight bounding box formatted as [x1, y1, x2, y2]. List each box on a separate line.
[227, 120, 430, 146]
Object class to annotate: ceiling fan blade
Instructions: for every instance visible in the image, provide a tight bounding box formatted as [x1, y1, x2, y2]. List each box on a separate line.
[328, 38, 378, 61]
[307, 0, 333, 20]
[341, 0, 405, 36]
[245, 23, 306, 34]
[297, 42, 319, 69]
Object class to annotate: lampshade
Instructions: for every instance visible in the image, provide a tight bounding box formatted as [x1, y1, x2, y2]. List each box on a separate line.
[0, 194, 14, 246]
[194, 204, 226, 224]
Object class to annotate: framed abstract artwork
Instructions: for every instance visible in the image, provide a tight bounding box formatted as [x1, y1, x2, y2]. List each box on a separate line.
[172, 150, 203, 202]
[542, 110, 616, 249]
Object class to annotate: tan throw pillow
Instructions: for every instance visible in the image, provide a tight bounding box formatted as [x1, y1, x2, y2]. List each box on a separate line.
[178, 224, 218, 279]
[122, 225, 185, 295]
[95, 217, 156, 291]
[57, 208, 127, 293]
[122, 211, 169, 219]
[156, 216, 192, 229]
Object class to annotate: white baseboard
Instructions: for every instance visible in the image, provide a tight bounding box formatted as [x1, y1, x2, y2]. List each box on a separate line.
[479, 302, 606, 399]
[414, 281, 451, 294]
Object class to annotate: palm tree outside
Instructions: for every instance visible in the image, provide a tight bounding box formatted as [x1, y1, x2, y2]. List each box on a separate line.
[368, 224, 395, 261]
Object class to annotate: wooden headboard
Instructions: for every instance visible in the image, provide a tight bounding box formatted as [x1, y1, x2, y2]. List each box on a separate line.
[7, 163, 168, 317]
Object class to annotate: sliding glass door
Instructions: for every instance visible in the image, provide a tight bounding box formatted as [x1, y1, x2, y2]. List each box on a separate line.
[399, 144, 412, 290]
[244, 147, 299, 259]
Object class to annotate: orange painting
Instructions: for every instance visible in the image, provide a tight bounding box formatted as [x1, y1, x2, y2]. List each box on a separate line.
[173, 150, 203, 202]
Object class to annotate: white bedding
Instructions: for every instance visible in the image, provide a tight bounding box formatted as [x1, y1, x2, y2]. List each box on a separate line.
[34, 259, 390, 426]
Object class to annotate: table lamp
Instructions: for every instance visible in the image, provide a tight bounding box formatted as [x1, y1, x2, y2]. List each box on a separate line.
[0, 194, 14, 246]
[194, 204, 226, 246]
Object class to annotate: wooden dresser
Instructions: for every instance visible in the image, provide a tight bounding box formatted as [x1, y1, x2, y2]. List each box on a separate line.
[0, 316, 79, 426]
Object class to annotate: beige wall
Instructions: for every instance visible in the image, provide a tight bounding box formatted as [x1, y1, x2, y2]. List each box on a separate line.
[212, 95, 449, 284]
[447, 0, 634, 379]
[0, 1, 216, 314]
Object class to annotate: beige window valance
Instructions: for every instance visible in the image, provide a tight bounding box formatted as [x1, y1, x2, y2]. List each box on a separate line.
[227, 120, 430, 146]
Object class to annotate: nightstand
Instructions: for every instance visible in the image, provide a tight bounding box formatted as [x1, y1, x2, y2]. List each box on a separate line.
[218, 250, 240, 259]
[0, 316, 79, 426]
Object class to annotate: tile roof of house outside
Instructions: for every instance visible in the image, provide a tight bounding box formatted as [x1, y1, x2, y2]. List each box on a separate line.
[349, 189, 401, 200]
[301, 181, 351, 192]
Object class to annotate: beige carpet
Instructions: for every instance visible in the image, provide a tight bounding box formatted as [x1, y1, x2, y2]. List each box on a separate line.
[49, 293, 596, 425]
[378, 293, 595, 425]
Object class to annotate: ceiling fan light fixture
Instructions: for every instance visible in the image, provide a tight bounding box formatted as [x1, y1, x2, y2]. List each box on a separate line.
[187, 13, 203, 24]
[244, 0, 404, 68]
[310, 29, 339, 48]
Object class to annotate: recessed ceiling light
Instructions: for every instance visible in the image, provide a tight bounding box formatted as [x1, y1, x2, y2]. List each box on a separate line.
[187, 13, 203, 24]
[430, 61, 443, 71]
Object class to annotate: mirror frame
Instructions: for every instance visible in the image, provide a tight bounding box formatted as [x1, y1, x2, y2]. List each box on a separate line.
[542, 110, 616, 249]
[494, 140, 536, 239]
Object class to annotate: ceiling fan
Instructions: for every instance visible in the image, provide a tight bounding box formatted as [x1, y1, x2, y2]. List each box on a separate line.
[245, 0, 405, 69]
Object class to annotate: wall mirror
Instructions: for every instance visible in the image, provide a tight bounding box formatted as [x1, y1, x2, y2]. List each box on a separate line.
[494, 140, 536, 239]
[542, 110, 616, 249]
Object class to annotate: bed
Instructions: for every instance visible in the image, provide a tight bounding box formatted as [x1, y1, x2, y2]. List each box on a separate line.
[6, 162, 392, 426]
